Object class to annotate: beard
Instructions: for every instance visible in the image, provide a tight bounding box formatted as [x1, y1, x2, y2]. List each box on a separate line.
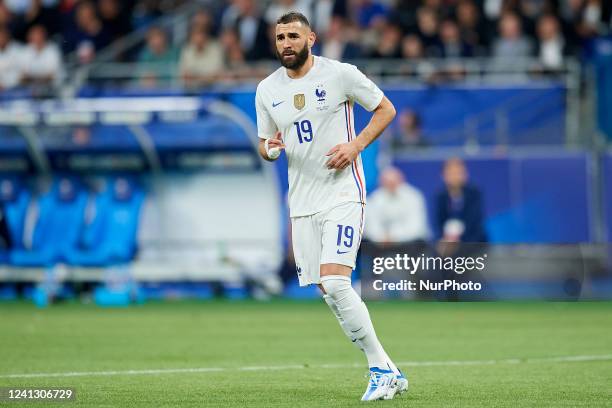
[276, 42, 310, 70]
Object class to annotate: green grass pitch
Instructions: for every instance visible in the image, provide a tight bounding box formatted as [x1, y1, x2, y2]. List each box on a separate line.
[1, 300, 611, 407]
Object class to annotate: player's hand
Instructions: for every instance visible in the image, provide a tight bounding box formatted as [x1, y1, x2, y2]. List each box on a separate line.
[325, 141, 360, 170]
[265, 131, 285, 160]
[267, 131, 285, 151]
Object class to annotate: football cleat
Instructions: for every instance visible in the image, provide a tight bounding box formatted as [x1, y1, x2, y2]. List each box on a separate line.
[361, 367, 397, 401]
[384, 370, 409, 400]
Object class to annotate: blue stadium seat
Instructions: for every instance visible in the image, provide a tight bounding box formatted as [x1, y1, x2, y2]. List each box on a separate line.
[10, 177, 87, 266]
[65, 177, 145, 266]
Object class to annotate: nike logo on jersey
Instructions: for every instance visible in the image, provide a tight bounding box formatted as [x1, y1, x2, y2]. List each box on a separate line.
[337, 249, 350, 254]
[272, 101, 284, 108]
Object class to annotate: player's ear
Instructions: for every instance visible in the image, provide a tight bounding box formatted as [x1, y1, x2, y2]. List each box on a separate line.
[308, 30, 316, 48]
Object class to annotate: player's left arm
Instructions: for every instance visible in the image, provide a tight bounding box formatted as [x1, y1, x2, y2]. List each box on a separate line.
[326, 96, 396, 170]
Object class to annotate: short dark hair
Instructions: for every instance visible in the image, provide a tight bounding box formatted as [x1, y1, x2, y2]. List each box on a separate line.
[276, 11, 311, 28]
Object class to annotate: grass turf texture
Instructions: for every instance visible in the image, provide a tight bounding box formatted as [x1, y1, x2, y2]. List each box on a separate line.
[0, 301, 611, 407]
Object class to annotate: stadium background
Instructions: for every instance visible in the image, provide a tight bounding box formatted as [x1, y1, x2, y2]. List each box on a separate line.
[0, 1, 611, 406]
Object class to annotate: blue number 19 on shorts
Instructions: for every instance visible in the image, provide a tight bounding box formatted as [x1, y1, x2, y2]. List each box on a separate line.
[336, 224, 354, 249]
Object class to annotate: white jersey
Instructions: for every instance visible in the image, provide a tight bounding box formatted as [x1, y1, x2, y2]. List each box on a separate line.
[255, 55, 384, 217]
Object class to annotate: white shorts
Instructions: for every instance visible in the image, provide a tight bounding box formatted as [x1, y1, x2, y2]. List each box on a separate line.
[291, 202, 365, 287]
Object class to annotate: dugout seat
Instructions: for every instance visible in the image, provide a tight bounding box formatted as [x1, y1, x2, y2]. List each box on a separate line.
[10, 177, 87, 266]
[65, 177, 145, 266]
[0, 176, 29, 262]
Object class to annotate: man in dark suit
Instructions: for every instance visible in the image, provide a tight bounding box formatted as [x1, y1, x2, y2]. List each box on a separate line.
[434, 157, 488, 300]
[436, 157, 487, 243]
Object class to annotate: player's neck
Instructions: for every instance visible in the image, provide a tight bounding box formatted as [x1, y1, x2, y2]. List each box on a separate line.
[286, 54, 315, 79]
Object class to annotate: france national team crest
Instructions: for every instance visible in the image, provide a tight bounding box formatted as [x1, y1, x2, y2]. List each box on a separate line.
[294, 94, 305, 110]
[315, 84, 329, 111]
[315, 85, 326, 101]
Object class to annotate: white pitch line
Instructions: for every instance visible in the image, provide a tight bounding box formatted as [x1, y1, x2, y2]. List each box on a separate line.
[1, 354, 611, 379]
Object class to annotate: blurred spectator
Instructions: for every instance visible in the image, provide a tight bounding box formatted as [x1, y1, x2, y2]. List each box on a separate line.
[370, 23, 401, 59]
[20, 24, 62, 86]
[97, 0, 132, 42]
[492, 12, 533, 60]
[0, 3, 11, 27]
[456, 0, 489, 54]
[10, 0, 60, 42]
[310, 0, 337, 34]
[131, 0, 163, 31]
[416, 7, 441, 56]
[221, 0, 273, 61]
[264, 0, 312, 25]
[562, 0, 605, 42]
[220, 28, 246, 69]
[0, 200, 12, 253]
[401, 34, 424, 59]
[355, 0, 389, 29]
[438, 19, 473, 58]
[435, 157, 487, 243]
[136, 26, 178, 87]
[365, 167, 430, 245]
[392, 108, 429, 149]
[190, 9, 214, 35]
[64, 1, 111, 62]
[320, 16, 361, 60]
[0, 26, 23, 90]
[179, 27, 224, 88]
[394, 1, 420, 33]
[536, 13, 565, 70]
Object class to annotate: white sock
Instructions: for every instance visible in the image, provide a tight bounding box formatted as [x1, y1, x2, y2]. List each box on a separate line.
[323, 294, 363, 351]
[320, 275, 397, 371]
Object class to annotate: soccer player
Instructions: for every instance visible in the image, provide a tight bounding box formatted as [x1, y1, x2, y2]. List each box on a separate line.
[255, 12, 408, 401]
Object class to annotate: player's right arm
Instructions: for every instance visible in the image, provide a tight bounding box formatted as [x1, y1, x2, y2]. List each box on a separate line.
[255, 83, 284, 161]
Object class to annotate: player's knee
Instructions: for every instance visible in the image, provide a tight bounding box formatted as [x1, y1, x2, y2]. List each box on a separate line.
[320, 275, 352, 300]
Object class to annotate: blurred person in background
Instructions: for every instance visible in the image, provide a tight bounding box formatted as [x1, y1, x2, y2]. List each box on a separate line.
[438, 18, 473, 58]
[220, 29, 246, 71]
[0, 3, 10, 27]
[179, 26, 224, 88]
[131, 0, 163, 30]
[394, 1, 420, 33]
[365, 167, 430, 246]
[561, 0, 605, 45]
[309, 0, 337, 34]
[399, 33, 436, 79]
[436, 157, 487, 244]
[320, 15, 362, 60]
[435, 158, 488, 300]
[97, 0, 132, 42]
[0, 182, 14, 260]
[136, 26, 178, 88]
[354, 0, 390, 29]
[221, 0, 273, 61]
[456, 0, 489, 55]
[189, 8, 214, 35]
[370, 22, 402, 59]
[536, 13, 566, 71]
[416, 6, 441, 57]
[492, 12, 533, 60]
[64, 1, 111, 63]
[392, 108, 429, 150]
[0, 26, 24, 90]
[7, 0, 60, 41]
[20, 24, 62, 86]
[265, 0, 312, 25]
[401, 34, 424, 60]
